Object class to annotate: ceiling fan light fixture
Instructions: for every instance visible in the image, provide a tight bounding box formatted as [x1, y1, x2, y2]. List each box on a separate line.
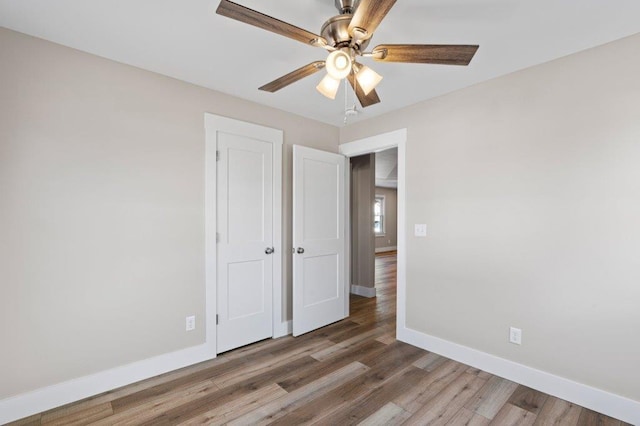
[325, 50, 352, 80]
[316, 74, 341, 99]
[216, 0, 479, 110]
[355, 65, 383, 95]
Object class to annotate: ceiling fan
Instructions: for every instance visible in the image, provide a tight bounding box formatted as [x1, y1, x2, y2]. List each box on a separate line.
[216, 0, 479, 108]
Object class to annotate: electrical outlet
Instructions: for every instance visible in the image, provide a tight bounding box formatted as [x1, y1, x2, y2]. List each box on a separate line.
[186, 315, 196, 331]
[509, 327, 522, 345]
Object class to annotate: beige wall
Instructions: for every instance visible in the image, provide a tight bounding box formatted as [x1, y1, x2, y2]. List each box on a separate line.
[0, 27, 338, 399]
[374, 187, 397, 250]
[341, 33, 640, 401]
[350, 154, 376, 289]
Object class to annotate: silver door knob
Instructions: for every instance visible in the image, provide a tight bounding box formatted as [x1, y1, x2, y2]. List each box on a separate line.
[265, 247, 274, 255]
[296, 247, 305, 254]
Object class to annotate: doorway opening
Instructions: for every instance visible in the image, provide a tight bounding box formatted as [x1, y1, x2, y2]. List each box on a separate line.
[373, 147, 399, 320]
[348, 250, 397, 338]
[347, 148, 398, 331]
[340, 129, 407, 339]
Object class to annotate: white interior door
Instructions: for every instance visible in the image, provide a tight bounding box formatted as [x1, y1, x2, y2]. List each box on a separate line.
[216, 126, 276, 353]
[292, 145, 348, 336]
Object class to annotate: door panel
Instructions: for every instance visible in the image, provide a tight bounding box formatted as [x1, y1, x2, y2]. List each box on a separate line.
[217, 132, 273, 353]
[303, 254, 339, 306]
[293, 145, 347, 336]
[227, 148, 265, 242]
[227, 261, 265, 319]
[303, 158, 340, 240]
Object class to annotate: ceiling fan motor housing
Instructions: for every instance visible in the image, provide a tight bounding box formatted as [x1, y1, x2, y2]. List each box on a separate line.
[334, 0, 359, 14]
[321, 14, 371, 51]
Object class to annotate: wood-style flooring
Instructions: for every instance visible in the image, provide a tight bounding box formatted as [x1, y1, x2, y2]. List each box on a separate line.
[10, 251, 630, 425]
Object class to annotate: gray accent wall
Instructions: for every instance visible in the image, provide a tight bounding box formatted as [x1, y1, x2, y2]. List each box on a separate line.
[350, 154, 376, 290]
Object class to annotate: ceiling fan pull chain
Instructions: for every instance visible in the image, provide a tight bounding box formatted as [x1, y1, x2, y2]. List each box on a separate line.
[344, 78, 349, 124]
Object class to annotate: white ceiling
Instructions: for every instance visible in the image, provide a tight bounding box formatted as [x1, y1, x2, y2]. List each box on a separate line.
[1, 0, 639, 127]
[375, 147, 398, 188]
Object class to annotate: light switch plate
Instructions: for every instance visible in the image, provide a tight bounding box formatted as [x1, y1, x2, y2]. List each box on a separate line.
[186, 315, 196, 331]
[414, 224, 427, 237]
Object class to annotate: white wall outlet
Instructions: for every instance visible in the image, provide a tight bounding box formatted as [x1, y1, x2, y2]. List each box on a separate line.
[414, 224, 427, 237]
[509, 327, 522, 345]
[186, 315, 196, 331]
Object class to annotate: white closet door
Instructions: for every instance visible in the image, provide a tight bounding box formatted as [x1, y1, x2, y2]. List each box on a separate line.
[292, 145, 347, 337]
[216, 126, 275, 353]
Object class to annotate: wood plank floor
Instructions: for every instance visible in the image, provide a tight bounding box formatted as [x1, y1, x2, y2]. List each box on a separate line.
[10, 251, 631, 425]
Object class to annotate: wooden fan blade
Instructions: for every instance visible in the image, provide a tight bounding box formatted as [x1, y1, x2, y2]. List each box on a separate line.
[372, 44, 479, 65]
[347, 72, 381, 108]
[348, 0, 397, 39]
[216, 0, 327, 46]
[259, 62, 326, 93]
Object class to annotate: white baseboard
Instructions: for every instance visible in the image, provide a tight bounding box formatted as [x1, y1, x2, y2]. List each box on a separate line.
[397, 326, 640, 425]
[0, 343, 215, 425]
[351, 284, 376, 298]
[273, 320, 292, 338]
[1, 319, 295, 424]
[375, 246, 397, 253]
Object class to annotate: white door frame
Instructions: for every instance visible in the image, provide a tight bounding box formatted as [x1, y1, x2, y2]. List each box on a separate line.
[205, 113, 283, 355]
[339, 128, 407, 336]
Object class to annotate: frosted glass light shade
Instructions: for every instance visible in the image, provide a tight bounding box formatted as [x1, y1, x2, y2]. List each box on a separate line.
[316, 74, 341, 99]
[355, 65, 383, 95]
[325, 50, 352, 80]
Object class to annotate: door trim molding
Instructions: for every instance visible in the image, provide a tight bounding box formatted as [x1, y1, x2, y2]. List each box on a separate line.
[339, 128, 408, 337]
[204, 113, 218, 354]
[205, 114, 283, 351]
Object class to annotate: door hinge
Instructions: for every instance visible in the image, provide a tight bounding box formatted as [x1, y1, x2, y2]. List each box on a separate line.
[216, 232, 220, 243]
[216, 150, 220, 161]
[216, 314, 219, 325]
